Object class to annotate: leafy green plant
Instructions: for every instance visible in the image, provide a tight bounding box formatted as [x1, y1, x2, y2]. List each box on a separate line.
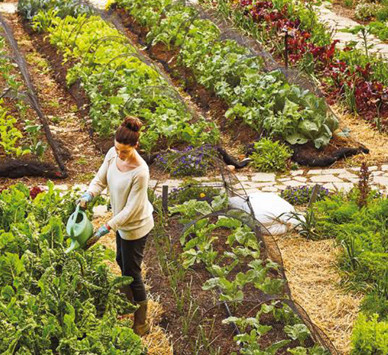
[18, 0, 91, 20]
[24, 119, 47, 158]
[250, 138, 292, 172]
[0, 183, 145, 354]
[0, 102, 26, 157]
[161, 185, 329, 353]
[341, 25, 373, 57]
[288, 208, 321, 240]
[223, 312, 290, 354]
[351, 313, 388, 354]
[376, 6, 388, 22]
[361, 292, 388, 321]
[355, 3, 382, 21]
[313, 189, 388, 348]
[284, 324, 311, 346]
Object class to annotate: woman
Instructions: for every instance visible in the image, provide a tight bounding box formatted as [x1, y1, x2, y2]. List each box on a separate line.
[79, 117, 154, 336]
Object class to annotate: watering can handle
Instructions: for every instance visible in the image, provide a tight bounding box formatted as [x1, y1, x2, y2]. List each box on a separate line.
[70, 204, 81, 238]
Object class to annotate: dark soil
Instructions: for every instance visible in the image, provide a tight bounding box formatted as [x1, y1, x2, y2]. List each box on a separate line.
[332, 0, 358, 21]
[0, 15, 59, 172]
[145, 218, 239, 355]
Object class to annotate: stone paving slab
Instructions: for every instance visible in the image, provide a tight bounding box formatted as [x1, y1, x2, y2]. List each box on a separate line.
[310, 175, 343, 183]
[0, 3, 17, 14]
[250, 173, 276, 182]
[88, 0, 107, 9]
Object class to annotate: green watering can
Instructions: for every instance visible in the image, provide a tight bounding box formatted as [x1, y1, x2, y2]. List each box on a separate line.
[65, 204, 94, 253]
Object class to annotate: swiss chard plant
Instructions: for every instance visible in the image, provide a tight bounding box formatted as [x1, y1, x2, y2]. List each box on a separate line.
[0, 183, 145, 354]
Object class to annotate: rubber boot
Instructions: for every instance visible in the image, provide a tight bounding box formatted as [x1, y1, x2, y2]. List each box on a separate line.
[133, 300, 150, 336]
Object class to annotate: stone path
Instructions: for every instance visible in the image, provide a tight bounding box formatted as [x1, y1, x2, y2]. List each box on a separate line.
[146, 165, 388, 196]
[48, 165, 388, 204]
[39, 164, 388, 219]
[316, 2, 388, 58]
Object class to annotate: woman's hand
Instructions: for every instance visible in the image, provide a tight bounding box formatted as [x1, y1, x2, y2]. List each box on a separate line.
[78, 192, 93, 209]
[85, 224, 111, 249]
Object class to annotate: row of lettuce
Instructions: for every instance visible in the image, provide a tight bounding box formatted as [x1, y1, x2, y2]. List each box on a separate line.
[163, 186, 331, 353]
[18, 0, 217, 154]
[19, 0, 338, 154]
[0, 183, 145, 354]
[0, 35, 47, 159]
[203, 0, 388, 132]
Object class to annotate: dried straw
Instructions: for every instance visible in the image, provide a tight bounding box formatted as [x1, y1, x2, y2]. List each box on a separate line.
[332, 104, 388, 166]
[275, 233, 363, 355]
[142, 297, 174, 355]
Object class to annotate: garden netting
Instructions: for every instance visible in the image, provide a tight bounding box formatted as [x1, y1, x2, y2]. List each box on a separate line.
[0, 13, 67, 178]
[156, 150, 339, 354]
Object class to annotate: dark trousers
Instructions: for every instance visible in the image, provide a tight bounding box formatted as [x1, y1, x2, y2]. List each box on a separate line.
[116, 231, 148, 302]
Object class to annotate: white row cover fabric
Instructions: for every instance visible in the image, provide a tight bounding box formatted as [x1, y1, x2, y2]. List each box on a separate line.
[229, 192, 304, 235]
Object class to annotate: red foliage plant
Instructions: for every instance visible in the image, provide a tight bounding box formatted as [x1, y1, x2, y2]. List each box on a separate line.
[238, 0, 388, 129]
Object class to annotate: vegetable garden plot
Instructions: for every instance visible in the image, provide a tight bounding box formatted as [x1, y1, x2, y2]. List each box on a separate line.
[109, 0, 371, 167]
[0, 15, 67, 179]
[147, 179, 338, 354]
[145, 156, 338, 353]
[0, 183, 145, 354]
[18, 0, 218, 157]
[203, 0, 388, 133]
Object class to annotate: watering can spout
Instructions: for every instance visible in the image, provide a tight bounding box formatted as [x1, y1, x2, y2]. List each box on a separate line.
[65, 239, 80, 254]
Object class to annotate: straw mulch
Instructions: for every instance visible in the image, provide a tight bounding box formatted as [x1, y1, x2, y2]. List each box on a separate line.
[333, 104, 388, 165]
[91, 214, 174, 355]
[275, 233, 363, 355]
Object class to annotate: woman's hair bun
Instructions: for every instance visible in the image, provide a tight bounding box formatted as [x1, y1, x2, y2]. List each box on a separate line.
[122, 116, 142, 132]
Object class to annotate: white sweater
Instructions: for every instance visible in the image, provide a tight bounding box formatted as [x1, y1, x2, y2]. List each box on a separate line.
[87, 147, 154, 240]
